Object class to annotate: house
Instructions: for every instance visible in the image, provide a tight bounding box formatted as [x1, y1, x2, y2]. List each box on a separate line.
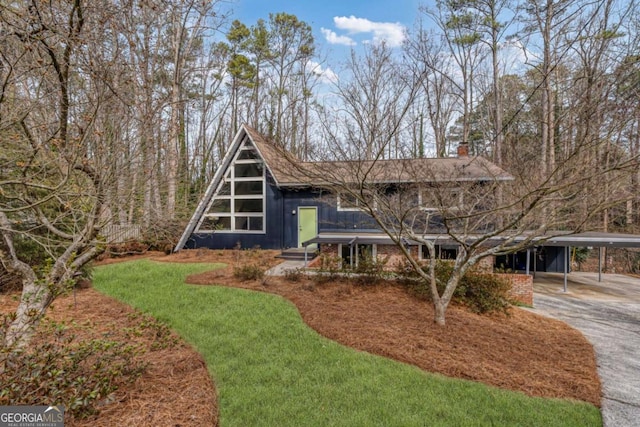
[175, 124, 640, 300]
[174, 124, 513, 266]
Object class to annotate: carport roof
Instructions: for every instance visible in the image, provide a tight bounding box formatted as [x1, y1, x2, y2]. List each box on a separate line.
[303, 232, 403, 246]
[537, 232, 640, 248]
[303, 231, 640, 249]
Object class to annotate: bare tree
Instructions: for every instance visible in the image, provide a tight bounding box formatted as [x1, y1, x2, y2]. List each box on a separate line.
[165, 0, 221, 220]
[275, 29, 638, 325]
[323, 42, 417, 161]
[421, 1, 485, 153]
[405, 24, 458, 157]
[0, 0, 121, 349]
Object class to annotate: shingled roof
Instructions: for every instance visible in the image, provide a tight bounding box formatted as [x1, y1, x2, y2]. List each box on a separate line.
[246, 124, 513, 186]
[174, 124, 513, 251]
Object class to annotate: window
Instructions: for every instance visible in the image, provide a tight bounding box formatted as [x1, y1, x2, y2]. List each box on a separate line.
[419, 245, 458, 260]
[210, 199, 231, 213]
[337, 191, 376, 211]
[338, 243, 377, 267]
[235, 181, 262, 195]
[197, 138, 265, 233]
[234, 163, 263, 178]
[200, 216, 231, 231]
[419, 187, 463, 211]
[235, 199, 262, 212]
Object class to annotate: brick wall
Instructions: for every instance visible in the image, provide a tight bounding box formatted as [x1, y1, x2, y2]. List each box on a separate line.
[495, 273, 533, 306]
[376, 244, 418, 270]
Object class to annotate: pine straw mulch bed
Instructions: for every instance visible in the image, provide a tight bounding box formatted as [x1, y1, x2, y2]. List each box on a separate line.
[2, 247, 600, 426]
[171, 248, 601, 407]
[0, 288, 217, 427]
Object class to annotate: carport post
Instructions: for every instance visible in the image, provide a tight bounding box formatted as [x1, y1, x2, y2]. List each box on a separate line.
[533, 248, 537, 278]
[598, 247, 602, 282]
[350, 243, 354, 269]
[563, 246, 568, 293]
[526, 248, 530, 275]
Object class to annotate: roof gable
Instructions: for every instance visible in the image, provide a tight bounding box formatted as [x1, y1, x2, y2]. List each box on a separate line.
[174, 125, 269, 251]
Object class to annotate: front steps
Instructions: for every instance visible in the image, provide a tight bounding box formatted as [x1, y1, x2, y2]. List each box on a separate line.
[277, 247, 317, 261]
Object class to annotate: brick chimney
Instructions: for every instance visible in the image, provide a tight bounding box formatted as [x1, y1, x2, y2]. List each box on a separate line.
[457, 143, 469, 158]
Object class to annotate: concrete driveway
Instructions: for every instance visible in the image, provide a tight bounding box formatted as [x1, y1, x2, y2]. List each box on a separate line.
[530, 272, 640, 427]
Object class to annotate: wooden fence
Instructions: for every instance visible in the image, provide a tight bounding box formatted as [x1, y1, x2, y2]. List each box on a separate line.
[101, 224, 142, 243]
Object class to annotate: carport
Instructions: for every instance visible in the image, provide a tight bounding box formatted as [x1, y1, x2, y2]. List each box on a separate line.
[302, 232, 409, 267]
[535, 232, 640, 292]
[302, 231, 640, 292]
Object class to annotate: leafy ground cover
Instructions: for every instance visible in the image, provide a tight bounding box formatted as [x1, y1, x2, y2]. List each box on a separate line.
[0, 286, 216, 426]
[93, 253, 601, 426]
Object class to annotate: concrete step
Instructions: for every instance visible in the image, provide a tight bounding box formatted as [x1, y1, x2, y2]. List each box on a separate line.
[277, 248, 316, 261]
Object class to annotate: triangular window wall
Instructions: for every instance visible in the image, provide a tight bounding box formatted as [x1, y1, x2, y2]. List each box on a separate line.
[196, 136, 265, 233]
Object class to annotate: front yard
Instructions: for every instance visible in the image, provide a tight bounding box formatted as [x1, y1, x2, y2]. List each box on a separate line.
[90, 251, 601, 426]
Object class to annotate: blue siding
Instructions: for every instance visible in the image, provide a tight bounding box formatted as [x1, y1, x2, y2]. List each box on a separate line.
[186, 183, 380, 250]
[186, 174, 285, 250]
[281, 188, 378, 248]
[542, 246, 570, 273]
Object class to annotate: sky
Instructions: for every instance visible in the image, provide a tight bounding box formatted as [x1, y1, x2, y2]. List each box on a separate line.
[228, 0, 425, 63]
[225, 0, 529, 82]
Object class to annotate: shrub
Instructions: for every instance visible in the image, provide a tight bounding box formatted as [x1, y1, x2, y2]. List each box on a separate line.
[316, 253, 342, 271]
[141, 220, 185, 253]
[399, 260, 511, 315]
[102, 241, 149, 258]
[284, 268, 305, 282]
[0, 321, 147, 419]
[310, 271, 338, 285]
[307, 254, 342, 285]
[353, 255, 389, 285]
[454, 271, 511, 314]
[0, 269, 22, 293]
[233, 264, 264, 281]
[123, 312, 179, 350]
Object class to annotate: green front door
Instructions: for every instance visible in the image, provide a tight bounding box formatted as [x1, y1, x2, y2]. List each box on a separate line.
[298, 207, 317, 248]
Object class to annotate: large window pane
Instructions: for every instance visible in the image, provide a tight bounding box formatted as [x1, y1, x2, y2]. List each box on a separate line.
[241, 138, 254, 149]
[218, 182, 231, 196]
[249, 217, 263, 231]
[235, 163, 263, 178]
[235, 216, 264, 231]
[200, 216, 231, 231]
[237, 149, 260, 160]
[235, 216, 248, 230]
[210, 199, 231, 213]
[235, 199, 262, 213]
[235, 181, 262, 195]
[197, 147, 266, 233]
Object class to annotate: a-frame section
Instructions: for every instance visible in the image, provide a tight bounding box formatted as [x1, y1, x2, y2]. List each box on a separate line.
[174, 125, 276, 251]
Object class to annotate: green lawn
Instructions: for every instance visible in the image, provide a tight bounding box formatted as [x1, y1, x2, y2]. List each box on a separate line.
[93, 260, 601, 427]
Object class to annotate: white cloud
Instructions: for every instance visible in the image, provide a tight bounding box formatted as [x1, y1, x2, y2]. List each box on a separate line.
[308, 60, 339, 84]
[333, 16, 406, 47]
[321, 28, 356, 46]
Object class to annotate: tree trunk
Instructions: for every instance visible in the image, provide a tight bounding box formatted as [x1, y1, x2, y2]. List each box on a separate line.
[5, 275, 52, 350]
[434, 300, 447, 326]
